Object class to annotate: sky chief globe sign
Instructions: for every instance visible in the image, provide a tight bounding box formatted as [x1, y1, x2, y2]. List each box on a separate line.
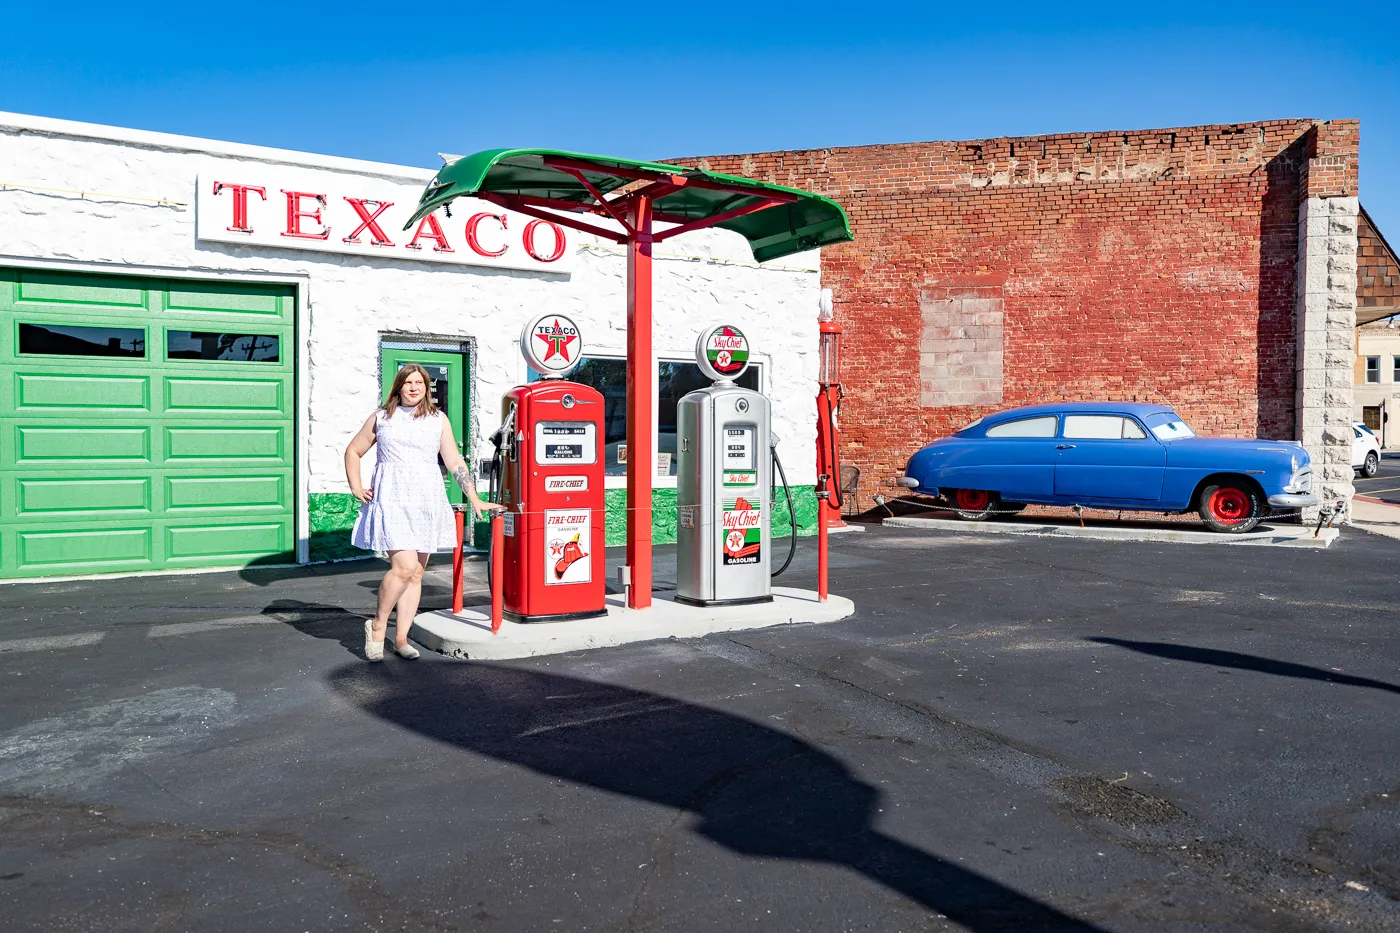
[521, 314, 584, 378]
[697, 324, 750, 381]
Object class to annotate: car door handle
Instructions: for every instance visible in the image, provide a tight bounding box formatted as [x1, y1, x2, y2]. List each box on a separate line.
[1056, 444, 1076, 450]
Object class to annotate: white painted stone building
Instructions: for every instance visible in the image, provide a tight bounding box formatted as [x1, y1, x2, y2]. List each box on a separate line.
[0, 112, 824, 578]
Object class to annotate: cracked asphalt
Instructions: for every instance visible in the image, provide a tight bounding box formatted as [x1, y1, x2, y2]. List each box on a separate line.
[1, 524, 1398, 932]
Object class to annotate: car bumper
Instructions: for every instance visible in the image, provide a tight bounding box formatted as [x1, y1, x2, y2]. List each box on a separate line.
[895, 475, 920, 489]
[1268, 493, 1318, 509]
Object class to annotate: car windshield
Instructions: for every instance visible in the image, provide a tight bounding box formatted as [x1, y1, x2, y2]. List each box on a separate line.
[1144, 412, 1196, 440]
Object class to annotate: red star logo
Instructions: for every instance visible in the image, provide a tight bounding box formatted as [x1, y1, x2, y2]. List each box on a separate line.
[535, 319, 577, 364]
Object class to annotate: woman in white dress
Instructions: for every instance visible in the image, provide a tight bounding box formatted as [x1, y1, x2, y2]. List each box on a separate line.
[343, 364, 500, 661]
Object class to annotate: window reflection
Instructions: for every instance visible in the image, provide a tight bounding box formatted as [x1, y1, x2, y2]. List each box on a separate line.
[19, 323, 145, 358]
[167, 331, 279, 362]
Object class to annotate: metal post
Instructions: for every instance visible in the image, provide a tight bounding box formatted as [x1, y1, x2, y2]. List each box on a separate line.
[451, 508, 466, 614]
[490, 512, 504, 634]
[817, 484, 830, 602]
[626, 198, 654, 609]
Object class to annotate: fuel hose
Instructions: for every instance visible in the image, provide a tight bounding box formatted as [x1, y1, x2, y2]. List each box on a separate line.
[771, 445, 797, 577]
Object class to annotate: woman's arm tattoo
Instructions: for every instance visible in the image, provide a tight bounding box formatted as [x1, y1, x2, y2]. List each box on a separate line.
[452, 464, 473, 496]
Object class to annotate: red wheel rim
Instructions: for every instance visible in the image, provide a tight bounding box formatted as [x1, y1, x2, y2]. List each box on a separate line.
[956, 489, 990, 511]
[1208, 488, 1251, 524]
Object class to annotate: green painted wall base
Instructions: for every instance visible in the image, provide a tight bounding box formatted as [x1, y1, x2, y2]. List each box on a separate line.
[309, 485, 818, 563]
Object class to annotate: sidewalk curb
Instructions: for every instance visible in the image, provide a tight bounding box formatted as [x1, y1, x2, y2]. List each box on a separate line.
[883, 516, 1338, 548]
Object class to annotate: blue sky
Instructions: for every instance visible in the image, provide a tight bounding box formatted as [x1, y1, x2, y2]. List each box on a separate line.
[3, 2, 1398, 235]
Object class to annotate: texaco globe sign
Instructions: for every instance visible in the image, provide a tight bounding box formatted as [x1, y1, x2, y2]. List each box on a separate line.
[521, 314, 584, 378]
[696, 324, 751, 381]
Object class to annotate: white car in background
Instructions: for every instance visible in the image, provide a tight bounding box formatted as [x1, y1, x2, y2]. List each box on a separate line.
[1353, 421, 1381, 478]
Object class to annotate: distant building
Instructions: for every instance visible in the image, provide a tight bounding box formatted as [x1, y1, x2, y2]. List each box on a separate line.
[1354, 207, 1400, 446]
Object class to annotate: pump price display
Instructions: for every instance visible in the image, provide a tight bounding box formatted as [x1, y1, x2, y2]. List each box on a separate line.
[723, 426, 755, 469]
[535, 422, 597, 465]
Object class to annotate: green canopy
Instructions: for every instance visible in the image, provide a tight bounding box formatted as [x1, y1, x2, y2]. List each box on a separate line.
[405, 148, 852, 263]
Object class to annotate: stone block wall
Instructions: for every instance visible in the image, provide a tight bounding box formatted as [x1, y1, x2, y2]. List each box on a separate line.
[686, 120, 1363, 509]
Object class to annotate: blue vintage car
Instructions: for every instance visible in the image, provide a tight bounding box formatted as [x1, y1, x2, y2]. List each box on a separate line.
[895, 403, 1317, 532]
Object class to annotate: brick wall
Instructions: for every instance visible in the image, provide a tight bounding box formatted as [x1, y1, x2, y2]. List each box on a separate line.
[1358, 206, 1400, 319]
[685, 120, 1361, 493]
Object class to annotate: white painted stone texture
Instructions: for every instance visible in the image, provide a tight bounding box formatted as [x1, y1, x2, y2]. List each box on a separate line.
[1294, 196, 1359, 517]
[0, 113, 824, 512]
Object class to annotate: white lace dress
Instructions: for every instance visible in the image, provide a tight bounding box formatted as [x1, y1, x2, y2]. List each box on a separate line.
[352, 407, 459, 553]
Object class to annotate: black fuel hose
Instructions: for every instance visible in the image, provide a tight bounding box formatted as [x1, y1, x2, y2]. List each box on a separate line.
[771, 446, 797, 577]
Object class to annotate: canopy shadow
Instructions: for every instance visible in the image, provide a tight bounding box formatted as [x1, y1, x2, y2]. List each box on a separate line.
[327, 663, 1103, 932]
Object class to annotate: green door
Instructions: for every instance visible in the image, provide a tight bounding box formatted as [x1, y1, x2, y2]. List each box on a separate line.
[379, 348, 468, 503]
[0, 269, 295, 578]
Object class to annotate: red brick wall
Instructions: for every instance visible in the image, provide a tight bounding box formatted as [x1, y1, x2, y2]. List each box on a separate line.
[685, 120, 1360, 492]
[1358, 206, 1400, 318]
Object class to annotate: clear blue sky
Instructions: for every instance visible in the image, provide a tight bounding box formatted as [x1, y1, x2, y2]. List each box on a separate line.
[3, 2, 1398, 236]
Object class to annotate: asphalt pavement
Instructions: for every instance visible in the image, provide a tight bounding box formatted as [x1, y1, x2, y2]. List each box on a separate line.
[1, 526, 1399, 932]
[1354, 451, 1400, 504]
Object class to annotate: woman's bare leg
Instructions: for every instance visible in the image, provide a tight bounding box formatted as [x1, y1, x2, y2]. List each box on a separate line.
[372, 550, 421, 642]
[392, 552, 431, 648]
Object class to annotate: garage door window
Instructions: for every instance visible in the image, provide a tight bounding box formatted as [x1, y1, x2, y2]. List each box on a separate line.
[1064, 415, 1148, 439]
[167, 331, 280, 362]
[18, 323, 146, 357]
[985, 415, 1057, 437]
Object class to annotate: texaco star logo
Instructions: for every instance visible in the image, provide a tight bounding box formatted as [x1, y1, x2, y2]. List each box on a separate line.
[534, 319, 577, 364]
[726, 530, 746, 554]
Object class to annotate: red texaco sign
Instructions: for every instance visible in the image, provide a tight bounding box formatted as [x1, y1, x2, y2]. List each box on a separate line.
[195, 168, 572, 274]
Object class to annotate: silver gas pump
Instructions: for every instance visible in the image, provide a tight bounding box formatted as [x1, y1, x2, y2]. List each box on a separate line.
[676, 325, 773, 606]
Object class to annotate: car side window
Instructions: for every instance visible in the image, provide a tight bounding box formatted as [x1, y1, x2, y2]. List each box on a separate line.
[985, 415, 1058, 438]
[1063, 415, 1147, 439]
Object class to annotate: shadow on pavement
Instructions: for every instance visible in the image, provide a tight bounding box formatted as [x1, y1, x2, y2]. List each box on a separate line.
[1089, 637, 1400, 695]
[327, 663, 1104, 932]
[262, 600, 368, 657]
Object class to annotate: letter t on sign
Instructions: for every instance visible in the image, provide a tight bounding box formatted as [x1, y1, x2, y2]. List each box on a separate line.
[212, 182, 266, 233]
[281, 190, 330, 240]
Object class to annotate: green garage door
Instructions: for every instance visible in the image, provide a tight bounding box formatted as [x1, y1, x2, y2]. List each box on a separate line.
[0, 269, 295, 578]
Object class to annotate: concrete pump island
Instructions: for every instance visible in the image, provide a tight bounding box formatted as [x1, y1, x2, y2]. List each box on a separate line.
[397, 150, 859, 658]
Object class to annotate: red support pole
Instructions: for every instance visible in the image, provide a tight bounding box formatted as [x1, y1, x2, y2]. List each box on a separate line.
[626, 198, 654, 609]
[490, 512, 504, 634]
[452, 508, 465, 614]
[818, 496, 830, 602]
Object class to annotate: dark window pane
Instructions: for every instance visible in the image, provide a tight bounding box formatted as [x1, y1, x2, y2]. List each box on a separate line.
[658, 362, 759, 475]
[562, 358, 629, 475]
[19, 323, 145, 358]
[167, 331, 279, 362]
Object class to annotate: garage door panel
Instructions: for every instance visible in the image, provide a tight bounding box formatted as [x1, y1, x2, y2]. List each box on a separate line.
[18, 477, 151, 515]
[166, 522, 289, 561]
[163, 283, 287, 317]
[18, 527, 154, 569]
[166, 475, 284, 510]
[165, 426, 287, 461]
[17, 426, 152, 463]
[13, 270, 148, 309]
[1, 271, 296, 578]
[15, 372, 150, 410]
[165, 376, 283, 412]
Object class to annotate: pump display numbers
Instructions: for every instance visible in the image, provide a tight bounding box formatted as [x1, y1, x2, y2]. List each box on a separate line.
[722, 425, 757, 485]
[535, 422, 597, 465]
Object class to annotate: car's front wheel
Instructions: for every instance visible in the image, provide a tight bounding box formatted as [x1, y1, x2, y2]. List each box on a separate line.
[951, 488, 999, 521]
[1361, 451, 1379, 478]
[1198, 483, 1263, 533]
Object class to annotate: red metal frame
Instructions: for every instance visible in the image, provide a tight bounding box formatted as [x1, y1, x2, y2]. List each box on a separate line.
[459, 163, 810, 611]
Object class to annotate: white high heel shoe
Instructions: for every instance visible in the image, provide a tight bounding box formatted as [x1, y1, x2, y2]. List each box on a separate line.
[364, 619, 384, 662]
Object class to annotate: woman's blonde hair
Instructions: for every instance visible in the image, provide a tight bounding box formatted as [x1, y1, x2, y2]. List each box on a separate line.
[381, 364, 439, 419]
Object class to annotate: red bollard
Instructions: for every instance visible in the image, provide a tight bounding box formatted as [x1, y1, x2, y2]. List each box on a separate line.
[817, 493, 829, 602]
[490, 512, 504, 634]
[451, 509, 466, 615]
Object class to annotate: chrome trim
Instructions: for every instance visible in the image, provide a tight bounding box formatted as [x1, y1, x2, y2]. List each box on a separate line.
[1268, 493, 1318, 509]
[896, 476, 920, 488]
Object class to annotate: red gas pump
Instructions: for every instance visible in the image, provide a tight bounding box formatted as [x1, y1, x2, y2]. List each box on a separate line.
[498, 315, 608, 623]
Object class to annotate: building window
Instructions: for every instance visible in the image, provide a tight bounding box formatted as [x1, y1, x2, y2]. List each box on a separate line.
[167, 331, 280, 362]
[1393, 356, 1400, 383]
[1366, 356, 1381, 384]
[544, 358, 761, 477]
[18, 323, 145, 358]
